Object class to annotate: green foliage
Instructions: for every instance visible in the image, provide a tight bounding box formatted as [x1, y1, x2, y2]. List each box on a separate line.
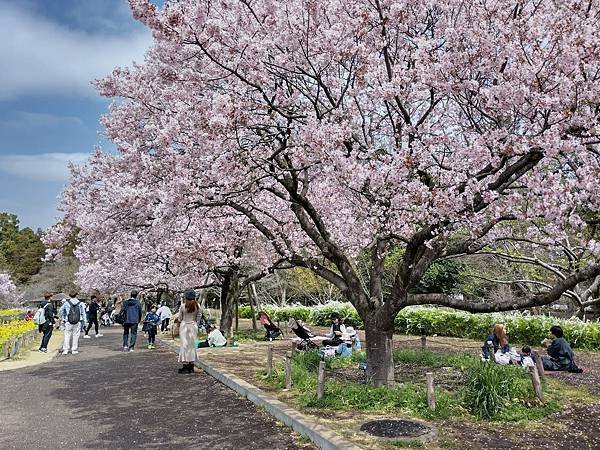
[463, 363, 540, 419]
[263, 347, 576, 424]
[0, 213, 46, 284]
[243, 303, 600, 349]
[412, 260, 466, 294]
[395, 307, 600, 350]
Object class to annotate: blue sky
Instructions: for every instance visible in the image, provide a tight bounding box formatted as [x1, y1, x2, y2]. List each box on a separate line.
[0, 0, 157, 231]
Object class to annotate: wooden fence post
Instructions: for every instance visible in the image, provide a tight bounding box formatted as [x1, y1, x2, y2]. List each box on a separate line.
[426, 372, 436, 410]
[284, 352, 292, 390]
[529, 366, 544, 402]
[266, 345, 273, 376]
[290, 340, 296, 357]
[9, 338, 17, 358]
[317, 361, 326, 400]
[534, 352, 545, 380]
[420, 334, 427, 350]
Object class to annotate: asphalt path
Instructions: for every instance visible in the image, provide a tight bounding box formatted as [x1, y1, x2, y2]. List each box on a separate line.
[0, 326, 305, 449]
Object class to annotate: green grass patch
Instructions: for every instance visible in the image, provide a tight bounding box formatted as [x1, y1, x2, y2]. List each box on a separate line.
[232, 328, 266, 343]
[261, 348, 591, 425]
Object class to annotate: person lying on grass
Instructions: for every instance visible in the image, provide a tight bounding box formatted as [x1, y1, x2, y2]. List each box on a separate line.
[541, 325, 583, 373]
[481, 323, 510, 361]
[197, 323, 227, 348]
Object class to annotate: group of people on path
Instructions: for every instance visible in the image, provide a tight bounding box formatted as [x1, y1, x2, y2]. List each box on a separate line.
[481, 323, 583, 373]
[35, 291, 103, 355]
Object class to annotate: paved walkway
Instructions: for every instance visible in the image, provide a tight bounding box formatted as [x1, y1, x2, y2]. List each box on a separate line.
[0, 327, 309, 449]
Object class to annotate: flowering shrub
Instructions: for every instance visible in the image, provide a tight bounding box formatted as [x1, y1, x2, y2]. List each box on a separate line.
[0, 308, 21, 318]
[0, 319, 36, 354]
[240, 304, 600, 350]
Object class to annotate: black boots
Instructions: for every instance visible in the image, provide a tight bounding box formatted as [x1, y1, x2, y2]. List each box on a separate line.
[178, 363, 194, 374]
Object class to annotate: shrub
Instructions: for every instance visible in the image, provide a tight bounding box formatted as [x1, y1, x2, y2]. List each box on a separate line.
[0, 318, 36, 353]
[241, 303, 600, 349]
[462, 363, 532, 419]
[309, 302, 362, 327]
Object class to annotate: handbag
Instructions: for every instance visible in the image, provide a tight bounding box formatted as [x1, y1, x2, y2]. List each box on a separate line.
[171, 320, 180, 338]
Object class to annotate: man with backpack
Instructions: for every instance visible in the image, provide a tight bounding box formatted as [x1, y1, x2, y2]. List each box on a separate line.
[59, 292, 86, 355]
[122, 291, 142, 352]
[36, 292, 55, 353]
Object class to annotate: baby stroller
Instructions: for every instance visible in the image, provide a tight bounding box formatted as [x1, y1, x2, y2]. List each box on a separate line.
[290, 318, 319, 351]
[100, 309, 112, 327]
[258, 311, 282, 341]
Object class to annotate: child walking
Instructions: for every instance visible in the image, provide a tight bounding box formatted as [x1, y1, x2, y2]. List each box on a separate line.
[143, 305, 161, 349]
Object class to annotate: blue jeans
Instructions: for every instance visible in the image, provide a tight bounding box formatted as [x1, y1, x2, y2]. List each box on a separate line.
[123, 323, 138, 348]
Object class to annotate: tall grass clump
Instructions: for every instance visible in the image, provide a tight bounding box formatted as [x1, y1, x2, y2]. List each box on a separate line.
[463, 363, 533, 419]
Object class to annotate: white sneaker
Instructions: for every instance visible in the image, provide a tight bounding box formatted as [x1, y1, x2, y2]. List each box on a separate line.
[62, 350, 69, 355]
[72, 350, 79, 354]
[129, 348, 134, 352]
[123, 346, 129, 352]
[83, 335, 91, 339]
[96, 334, 103, 337]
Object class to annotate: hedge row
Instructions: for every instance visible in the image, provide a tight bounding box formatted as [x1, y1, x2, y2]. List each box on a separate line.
[239, 302, 600, 350]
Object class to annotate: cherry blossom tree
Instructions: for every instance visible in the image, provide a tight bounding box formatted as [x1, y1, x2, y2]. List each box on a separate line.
[51, 0, 599, 385]
[0, 272, 17, 307]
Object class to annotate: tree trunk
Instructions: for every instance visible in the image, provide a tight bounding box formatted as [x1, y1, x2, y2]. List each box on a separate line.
[364, 316, 395, 387]
[248, 284, 257, 331]
[220, 270, 241, 340]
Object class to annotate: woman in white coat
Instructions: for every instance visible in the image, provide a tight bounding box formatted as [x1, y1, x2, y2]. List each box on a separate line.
[176, 289, 199, 374]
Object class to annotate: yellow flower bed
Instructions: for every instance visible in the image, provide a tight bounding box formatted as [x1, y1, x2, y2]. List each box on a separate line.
[0, 308, 21, 317]
[0, 319, 36, 347]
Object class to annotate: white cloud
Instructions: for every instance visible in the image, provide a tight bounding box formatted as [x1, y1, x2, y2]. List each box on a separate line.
[3, 111, 84, 128]
[0, 152, 90, 182]
[0, 3, 152, 100]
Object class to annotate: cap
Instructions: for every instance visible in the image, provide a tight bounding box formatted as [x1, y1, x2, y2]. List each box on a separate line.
[184, 289, 196, 300]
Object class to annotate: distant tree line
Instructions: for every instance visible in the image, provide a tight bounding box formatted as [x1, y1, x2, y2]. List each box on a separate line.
[0, 213, 46, 285]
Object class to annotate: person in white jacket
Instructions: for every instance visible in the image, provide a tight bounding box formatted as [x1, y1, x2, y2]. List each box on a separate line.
[156, 302, 172, 333]
[59, 293, 86, 355]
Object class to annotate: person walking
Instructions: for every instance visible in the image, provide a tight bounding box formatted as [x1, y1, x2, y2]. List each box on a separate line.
[59, 292, 86, 355]
[83, 295, 103, 338]
[177, 289, 199, 374]
[156, 302, 172, 333]
[142, 305, 160, 349]
[38, 292, 55, 353]
[122, 291, 142, 352]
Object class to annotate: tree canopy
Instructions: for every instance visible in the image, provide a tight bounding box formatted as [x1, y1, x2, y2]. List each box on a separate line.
[47, 0, 600, 385]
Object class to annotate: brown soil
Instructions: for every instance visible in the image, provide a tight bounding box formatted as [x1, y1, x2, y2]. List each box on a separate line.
[187, 320, 600, 449]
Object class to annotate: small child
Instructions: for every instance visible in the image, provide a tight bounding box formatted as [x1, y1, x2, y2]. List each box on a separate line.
[143, 306, 161, 349]
[519, 345, 536, 367]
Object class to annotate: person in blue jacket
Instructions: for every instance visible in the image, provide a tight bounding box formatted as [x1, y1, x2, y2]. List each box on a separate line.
[122, 291, 142, 352]
[481, 323, 510, 361]
[142, 305, 161, 349]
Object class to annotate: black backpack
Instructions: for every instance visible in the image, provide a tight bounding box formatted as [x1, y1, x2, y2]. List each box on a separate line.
[115, 306, 127, 325]
[67, 300, 81, 325]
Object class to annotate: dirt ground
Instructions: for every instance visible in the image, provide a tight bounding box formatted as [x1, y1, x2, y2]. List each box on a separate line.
[187, 320, 600, 450]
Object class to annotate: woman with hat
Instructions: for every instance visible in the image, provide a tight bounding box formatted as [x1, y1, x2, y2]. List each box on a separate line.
[176, 289, 200, 374]
[322, 312, 346, 347]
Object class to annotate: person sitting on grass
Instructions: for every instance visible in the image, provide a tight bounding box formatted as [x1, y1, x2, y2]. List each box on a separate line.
[335, 327, 359, 358]
[542, 325, 583, 373]
[142, 305, 161, 349]
[322, 312, 346, 347]
[481, 323, 510, 361]
[517, 346, 536, 368]
[197, 323, 227, 348]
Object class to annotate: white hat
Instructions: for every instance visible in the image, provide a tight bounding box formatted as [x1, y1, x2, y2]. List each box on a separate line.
[346, 327, 356, 336]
